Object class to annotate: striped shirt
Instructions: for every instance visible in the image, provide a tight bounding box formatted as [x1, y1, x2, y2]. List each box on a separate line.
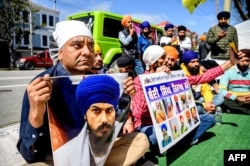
[219, 65, 250, 101]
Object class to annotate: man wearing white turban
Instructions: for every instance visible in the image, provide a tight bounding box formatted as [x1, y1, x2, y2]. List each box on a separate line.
[17, 20, 149, 166]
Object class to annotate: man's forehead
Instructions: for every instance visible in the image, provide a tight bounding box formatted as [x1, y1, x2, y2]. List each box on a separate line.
[71, 36, 93, 42]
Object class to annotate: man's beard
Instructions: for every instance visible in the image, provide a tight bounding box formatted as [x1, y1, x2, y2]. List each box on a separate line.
[92, 66, 102, 70]
[187, 65, 200, 75]
[237, 64, 249, 73]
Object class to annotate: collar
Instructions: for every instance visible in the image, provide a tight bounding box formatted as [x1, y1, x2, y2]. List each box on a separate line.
[235, 65, 250, 74]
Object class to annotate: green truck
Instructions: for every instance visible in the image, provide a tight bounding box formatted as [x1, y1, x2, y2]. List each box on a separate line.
[67, 11, 163, 68]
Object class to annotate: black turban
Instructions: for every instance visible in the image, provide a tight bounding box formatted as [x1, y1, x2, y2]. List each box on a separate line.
[117, 56, 134, 67]
[178, 25, 186, 32]
[217, 11, 230, 20]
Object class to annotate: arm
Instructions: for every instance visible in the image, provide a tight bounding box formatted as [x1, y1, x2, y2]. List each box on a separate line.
[131, 77, 149, 125]
[206, 27, 220, 45]
[188, 49, 242, 85]
[17, 75, 52, 163]
[119, 31, 133, 46]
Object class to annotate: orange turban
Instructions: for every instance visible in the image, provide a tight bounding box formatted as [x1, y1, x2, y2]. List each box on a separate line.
[163, 46, 179, 61]
[200, 35, 206, 41]
[121, 15, 132, 26]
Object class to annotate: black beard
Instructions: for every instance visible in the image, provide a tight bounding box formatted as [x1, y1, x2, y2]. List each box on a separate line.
[187, 65, 200, 75]
[237, 64, 249, 73]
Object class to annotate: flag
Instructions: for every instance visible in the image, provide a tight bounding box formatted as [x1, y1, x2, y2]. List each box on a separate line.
[182, 0, 207, 13]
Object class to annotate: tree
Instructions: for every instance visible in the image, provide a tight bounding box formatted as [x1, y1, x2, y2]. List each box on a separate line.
[233, 0, 250, 21]
[0, 0, 38, 69]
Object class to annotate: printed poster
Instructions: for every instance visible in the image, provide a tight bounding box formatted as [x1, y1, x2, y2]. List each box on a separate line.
[47, 73, 128, 166]
[139, 70, 200, 154]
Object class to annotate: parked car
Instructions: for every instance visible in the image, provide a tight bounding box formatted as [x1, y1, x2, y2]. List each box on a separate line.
[16, 51, 53, 70]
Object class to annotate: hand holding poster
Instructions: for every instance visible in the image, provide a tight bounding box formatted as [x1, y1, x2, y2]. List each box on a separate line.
[139, 70, 200, 154]
[47, 73, 128, 166]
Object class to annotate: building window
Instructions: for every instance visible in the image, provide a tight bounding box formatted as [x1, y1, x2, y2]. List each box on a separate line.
[49, 15, 54, 27]
[42, 35, 48, 47]
[24, 32, 29, 45]
[42, 14, 47, 27]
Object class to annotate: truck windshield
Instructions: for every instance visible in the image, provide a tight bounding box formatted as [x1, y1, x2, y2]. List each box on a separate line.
[72, 15, 94, 33]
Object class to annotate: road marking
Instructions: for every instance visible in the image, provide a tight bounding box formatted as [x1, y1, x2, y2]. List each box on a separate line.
[0, 84, 27, 88]
[0, 76, 34, 80]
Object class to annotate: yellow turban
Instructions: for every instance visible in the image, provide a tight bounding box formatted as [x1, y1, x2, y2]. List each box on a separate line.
[163, 46, 179, 61]
[94, 43, 102, 53]
[121, 15, 132, 26]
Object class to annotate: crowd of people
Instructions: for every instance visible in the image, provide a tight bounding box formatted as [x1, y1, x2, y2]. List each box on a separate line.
[16, 10, 249, 166]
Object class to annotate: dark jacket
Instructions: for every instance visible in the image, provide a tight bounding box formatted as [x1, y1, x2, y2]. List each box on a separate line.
[206, 24, 238, 59]
[198, 41, 211, 60]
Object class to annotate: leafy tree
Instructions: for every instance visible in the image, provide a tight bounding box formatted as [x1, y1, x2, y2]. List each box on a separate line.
[233, 0, 250, 21]
[0, 0, 38, 69]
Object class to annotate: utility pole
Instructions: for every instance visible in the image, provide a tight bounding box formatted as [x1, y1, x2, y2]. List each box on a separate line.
[29, 0, 33, 56]
[224, 0, 232, 23]
[215, 0, 219, 14]
[53, 0, 56, 10]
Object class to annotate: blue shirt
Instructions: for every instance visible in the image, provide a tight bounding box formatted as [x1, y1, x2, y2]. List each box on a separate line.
[17, 63, 84, 163]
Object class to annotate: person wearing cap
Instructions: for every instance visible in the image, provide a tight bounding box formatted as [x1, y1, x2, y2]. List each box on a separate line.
[17, 20, 148, 165]
[160, 23, 178, 47]
[119, 15, 143, 76]
[218, 49, 250, 115]
[138, 21, 154, 73]
[53, 75, 149, 165]
[207, 11, 238, 60]
[131, 45, 169, 160]
[198, 34, 211, 60]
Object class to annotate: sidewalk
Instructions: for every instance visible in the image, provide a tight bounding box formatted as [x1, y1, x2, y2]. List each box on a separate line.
[0, 122, 26, 166]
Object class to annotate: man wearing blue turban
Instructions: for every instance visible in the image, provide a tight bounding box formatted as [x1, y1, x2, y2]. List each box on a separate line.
[160, 23, 178, 47]
[137, 20, 153, 74]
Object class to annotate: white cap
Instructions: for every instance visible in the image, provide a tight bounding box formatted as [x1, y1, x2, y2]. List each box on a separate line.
[52, 20, 92, 49]
[143, 45, 165, 70]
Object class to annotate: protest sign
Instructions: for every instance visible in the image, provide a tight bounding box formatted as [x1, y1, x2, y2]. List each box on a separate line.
[139, 70, 200, 154]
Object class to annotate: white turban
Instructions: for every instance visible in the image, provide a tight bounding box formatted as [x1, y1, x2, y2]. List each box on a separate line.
[143, 45, 165, 70]
[52, 20, 93, 49]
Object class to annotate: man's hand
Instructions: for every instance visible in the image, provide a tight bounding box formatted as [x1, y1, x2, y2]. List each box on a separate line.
[218, 30, 227, 39]
[28, 74, 52, 128]
[236, 95, 250, 104]
[204, 102, 215, 113]
[124, 77, 135, 98]
[156, 65, 171, 73]
[229, 48, 246, 66]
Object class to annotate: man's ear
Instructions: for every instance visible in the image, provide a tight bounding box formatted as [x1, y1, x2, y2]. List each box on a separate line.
[58, 49, 63, 61]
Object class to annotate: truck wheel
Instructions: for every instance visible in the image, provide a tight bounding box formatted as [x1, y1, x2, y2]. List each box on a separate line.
[25, 62, 34, 70]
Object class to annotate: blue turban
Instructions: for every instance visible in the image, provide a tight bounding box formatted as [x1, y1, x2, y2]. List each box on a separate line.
[182, 50, 199, 64]
[161, 123, 168, 131]
[164, 24, 174, 31]
[75, 75, 120, 116]
[140, 21, 151, 29]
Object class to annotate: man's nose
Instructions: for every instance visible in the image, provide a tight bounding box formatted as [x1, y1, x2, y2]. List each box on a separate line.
[100, 112, 108, 123]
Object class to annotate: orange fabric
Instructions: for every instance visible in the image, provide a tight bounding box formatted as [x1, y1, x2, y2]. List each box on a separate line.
[163, 46, 179, 61]
[200, 35, 206, 41]
[121, 15, 132, 26]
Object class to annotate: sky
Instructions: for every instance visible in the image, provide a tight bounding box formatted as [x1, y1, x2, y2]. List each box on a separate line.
[32, 0, 239, 36]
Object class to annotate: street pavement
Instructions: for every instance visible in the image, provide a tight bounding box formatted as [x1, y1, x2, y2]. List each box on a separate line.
[0, 70, 44, 127]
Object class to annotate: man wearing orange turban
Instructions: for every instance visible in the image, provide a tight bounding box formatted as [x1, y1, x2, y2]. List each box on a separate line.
[198, 34, 210, 60]
[119, 15, 143, 76]
[163, 46, 181, 70]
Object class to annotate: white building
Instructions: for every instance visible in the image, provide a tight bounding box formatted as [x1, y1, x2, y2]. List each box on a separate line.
[15, 1, 60, 58]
